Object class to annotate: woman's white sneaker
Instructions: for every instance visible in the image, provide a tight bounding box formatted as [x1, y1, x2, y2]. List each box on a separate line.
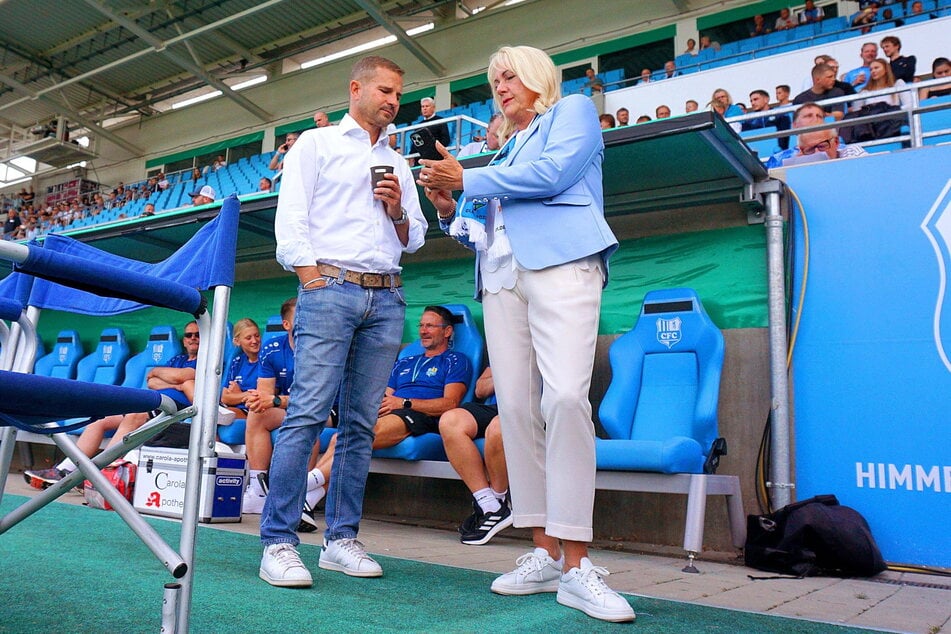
[259, 543, 313, 588]
[490, 548, 563, 595]
[556, 557, 635, 622]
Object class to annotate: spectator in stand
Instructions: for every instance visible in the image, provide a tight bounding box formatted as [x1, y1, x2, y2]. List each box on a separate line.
[655, 104, 672, 119]
[599, 114, 616, 129]
[141, 203, 156, 217]
[212, 155, 227, 171]
[709, 88, 744, 131]
[699, 35, 720, 52]
[775, 84, 792, 106]
[220, 317, 262, 423]
[764, 102, 861, 167]
[420, 96, 451, 147]
[879, 7, 903, 28]
[843, 43, 879, 91]
[880, 36, 916, 84]
[190, 167, 202, 181]
[23, 322, 203, 488]
[259, 177, 273, 192]
[3, 207, 21, 238]
[636, 114, 652, 123]
[661, 60, 680, 79]
[157, 172, 170, 191]
[457, 113, 502, 157]
[799, 0, 825, 24]
[584, 68, 605, 93]
[750, 14, 771, 36]
[269, 131, 299, 171]
[313, 110, 331, 127]
[775, 7, 797, 30]
[685, 99, 699, 113]
[743, 89, 792, 149]
[920, 57, 951, 100]
[794, 63, 847, 120]
[851, 2, 879, 33]
[615, 107, 630, 126]
[683, 38, 697, 56]
[842, 58, 911, 142]
[189, 185, 216, 206]
[439, 366, 511, 545]
[818, 57, 858, 96]
[791, 128, 869, 162]
[909, 1, 936, 18]
[638, 69, 652, 85]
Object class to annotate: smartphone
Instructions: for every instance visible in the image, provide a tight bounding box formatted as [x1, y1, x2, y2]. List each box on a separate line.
[410, 127, 441, 160]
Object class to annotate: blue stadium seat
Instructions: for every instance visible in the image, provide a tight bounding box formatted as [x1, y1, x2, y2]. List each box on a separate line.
[921, 98, 951, 145]
[75, 327, 131, 386]
[596, 288, 726, 474]
[263, 314, 286, 345]
[122, 325, 183, 389]
[740, 126, 781, 160]
[33, 330, 83, 379]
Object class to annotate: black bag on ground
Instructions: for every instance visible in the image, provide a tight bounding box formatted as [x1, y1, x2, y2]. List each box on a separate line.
[745, 494, 887, 577]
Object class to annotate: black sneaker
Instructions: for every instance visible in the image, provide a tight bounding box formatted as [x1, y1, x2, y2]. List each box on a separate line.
[257, 471, 269, 495]
[297, 502, 319, 533]
[458, 499, 481, 535]
[461, 503, 513, 545]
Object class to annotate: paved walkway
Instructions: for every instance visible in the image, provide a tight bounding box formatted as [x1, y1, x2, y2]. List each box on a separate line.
[4, 476, 949, 633]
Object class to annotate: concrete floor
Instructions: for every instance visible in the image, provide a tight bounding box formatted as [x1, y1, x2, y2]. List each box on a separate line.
[4, 473, 948, 634]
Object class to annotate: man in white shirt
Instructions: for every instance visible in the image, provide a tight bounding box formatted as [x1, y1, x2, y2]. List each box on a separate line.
[259, 55, 427, 588]
[456, 113, 502, 158]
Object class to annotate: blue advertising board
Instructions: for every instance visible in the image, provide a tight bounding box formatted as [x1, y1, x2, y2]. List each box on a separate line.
[786, 145, 951, 567]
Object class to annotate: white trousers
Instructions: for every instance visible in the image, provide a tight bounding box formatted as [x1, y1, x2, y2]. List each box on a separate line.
[482, 256, 603, 542]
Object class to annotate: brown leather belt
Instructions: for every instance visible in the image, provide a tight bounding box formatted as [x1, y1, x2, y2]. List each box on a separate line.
[316, 262, 401, 289]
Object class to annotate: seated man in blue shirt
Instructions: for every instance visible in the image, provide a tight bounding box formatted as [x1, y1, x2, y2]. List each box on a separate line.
[310, 305, 472, 496]
[24, 322, 201, 488]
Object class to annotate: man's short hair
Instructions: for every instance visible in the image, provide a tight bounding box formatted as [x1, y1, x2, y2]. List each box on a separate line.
[776, 84, 791, 93]
[280, 297, 297, 321]
[616, 107, 629, 115]
[351, 56, 404, 82]
[794, 102, 827, 122]
[811, 63, 833, 80]
[423, 305, 455, 328]
[750, 89, 770, 100]
[880, 35, 901, 49]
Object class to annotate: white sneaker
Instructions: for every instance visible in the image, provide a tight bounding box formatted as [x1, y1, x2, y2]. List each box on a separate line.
[242, 490, 266, 514]
[318, 538, 383, 577]
[217, 406, 236, 426]
[556, 557, 635, 622]
[259, 543, 313, 588]
[490, 548, 563, 595]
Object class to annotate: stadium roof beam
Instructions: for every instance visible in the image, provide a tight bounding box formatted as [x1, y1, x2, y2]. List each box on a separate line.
[354, 0, 447, 77]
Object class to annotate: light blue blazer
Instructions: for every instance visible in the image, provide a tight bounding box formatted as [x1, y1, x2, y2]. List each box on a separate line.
[443, 94, 618, 299]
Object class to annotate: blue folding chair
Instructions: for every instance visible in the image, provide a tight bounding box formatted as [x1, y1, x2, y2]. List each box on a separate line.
[0, 194, 240, 633]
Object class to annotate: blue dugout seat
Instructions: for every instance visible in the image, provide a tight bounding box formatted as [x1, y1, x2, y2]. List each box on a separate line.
[596, 288, 727, 474]
[33, 330, 83, 379]
[122, 325, 183, 389]
[76, 328, 131, 386]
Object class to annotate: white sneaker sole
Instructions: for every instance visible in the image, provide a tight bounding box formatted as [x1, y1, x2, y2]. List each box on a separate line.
[258, 568, 313, 588]
[490, 578, 559, 595]
[556, 587, 636, 622]
[318, 557, 383, 578]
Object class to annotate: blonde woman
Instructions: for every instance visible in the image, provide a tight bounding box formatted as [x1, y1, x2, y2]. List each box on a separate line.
[221, 317, 262, 420]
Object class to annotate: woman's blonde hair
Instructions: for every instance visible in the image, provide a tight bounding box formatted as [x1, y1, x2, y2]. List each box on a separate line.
[232, 317, 259, 345]
[487, 46, 560, 142]
[865, 58, 897, 92]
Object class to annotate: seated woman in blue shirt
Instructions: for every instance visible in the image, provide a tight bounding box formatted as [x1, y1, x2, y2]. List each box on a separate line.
[221, 317, 262, 421]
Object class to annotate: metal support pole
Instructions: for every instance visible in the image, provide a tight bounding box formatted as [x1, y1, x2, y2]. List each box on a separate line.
[763, 186, 793, 509]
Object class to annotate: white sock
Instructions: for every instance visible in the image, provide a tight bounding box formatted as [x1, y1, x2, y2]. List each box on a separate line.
[248, 469, 266, 496]
[56, 458, 76, 473]
[492, 488, 508, 504]
[474, 487, 501, 514]
[305, 485, 325, 510]
[307, 468, 325, 491]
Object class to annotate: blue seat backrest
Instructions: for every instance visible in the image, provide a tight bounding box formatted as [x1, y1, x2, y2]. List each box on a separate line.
[398, 304, 484, 402]
[598, 288, 724, 456]
[263, 314, 287, 346]
[75, 327, 131, 386]
[122, 325, 184, 388]
[33, 330, 84, 379]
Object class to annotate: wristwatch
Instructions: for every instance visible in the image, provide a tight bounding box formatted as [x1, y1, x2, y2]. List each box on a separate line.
[273, 395, 282, 408]
[392, 207, 409, 225]
[402, 398, 412, 410]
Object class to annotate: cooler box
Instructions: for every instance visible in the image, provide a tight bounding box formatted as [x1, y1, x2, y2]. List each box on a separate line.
[132, 446, 246, 523]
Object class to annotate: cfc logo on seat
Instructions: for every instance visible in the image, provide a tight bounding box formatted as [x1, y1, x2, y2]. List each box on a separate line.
[656, 317, 682, 349]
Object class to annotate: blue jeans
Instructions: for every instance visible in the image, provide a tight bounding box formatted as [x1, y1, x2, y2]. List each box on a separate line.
[260, 277, 405, 546]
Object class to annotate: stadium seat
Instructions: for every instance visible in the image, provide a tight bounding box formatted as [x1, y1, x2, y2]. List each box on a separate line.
[121, 325, 184, 389]
[922, 97, 951, 145]
[32, 330, 83, 379]
[595, 288, 726, 474]
[740, 126, 781, 159]
[75, 327, 131, 386]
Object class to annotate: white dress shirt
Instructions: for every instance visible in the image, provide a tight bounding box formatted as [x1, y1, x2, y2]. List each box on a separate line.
[275, 114, 427, 274]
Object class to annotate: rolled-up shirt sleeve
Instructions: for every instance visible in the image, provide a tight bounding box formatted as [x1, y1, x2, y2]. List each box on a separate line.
[274, 133, 318, 271]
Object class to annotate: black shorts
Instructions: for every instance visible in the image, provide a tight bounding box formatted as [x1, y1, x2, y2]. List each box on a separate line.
[458, 402, 499, 439]
[391, 409, 439, 436]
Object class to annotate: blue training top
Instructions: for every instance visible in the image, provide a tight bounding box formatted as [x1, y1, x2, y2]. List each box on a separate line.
[388, 350, 472, 400]
[259, 336, 294, 396]
[155, 353, 198, 407]
[225, 351, 261, 412]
